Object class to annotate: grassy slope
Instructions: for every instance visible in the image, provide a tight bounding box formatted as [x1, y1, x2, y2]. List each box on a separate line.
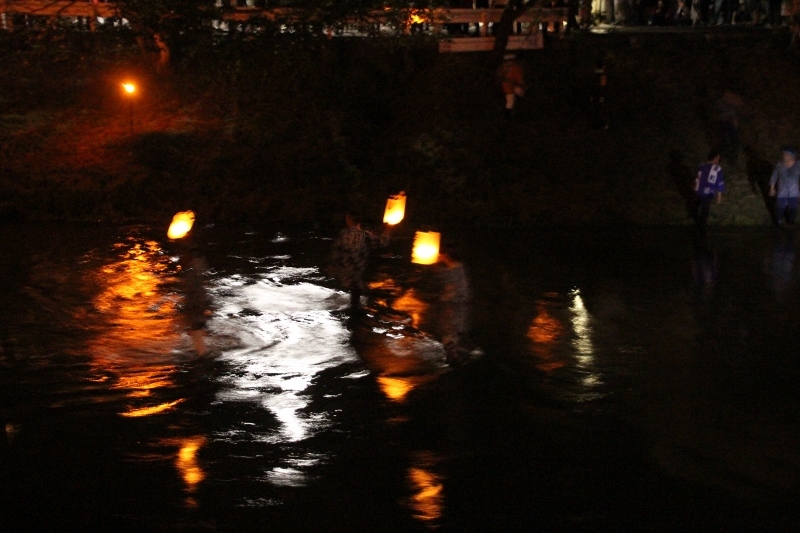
[1, 29, 798, 227]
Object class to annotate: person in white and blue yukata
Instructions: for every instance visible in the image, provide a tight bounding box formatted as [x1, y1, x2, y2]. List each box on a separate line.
[694, 150, 725, 227]
[769, 147, 800, 227]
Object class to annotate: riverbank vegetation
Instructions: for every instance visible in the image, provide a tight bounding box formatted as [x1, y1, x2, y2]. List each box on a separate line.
[1, 27, 798, 228]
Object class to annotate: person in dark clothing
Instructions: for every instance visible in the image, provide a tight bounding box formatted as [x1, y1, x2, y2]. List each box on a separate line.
[769, 147, 800, 226]
[590, 59, 609, 129]
[715, 90, 743, 162]
[497, 54, 526, 120]
[650, 0, 671, 24]
[674, 0, 692, 24]
[435, 250, 472, 366]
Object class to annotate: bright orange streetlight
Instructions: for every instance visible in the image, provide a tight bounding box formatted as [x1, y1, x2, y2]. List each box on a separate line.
[121, 81, 137, 134]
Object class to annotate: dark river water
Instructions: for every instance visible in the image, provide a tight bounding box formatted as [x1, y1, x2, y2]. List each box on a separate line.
[0, 222, 798, 531]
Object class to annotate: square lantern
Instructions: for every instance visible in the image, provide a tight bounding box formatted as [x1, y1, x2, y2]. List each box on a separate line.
[383, 191, 407, 226]
[411, 231, 440, 265]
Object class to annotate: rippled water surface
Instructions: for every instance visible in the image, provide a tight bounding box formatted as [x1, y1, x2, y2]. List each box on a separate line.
[1, 223, 798, 531]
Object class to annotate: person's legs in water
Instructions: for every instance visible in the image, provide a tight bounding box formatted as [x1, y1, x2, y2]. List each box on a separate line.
[776, 197, 789, 226]
[694, 196, 712, 227]
[786, 197, 799, 225]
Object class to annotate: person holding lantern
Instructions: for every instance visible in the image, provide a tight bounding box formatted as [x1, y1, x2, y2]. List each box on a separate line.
[330, 211, 391, 311]
[168, 211, 212, 357]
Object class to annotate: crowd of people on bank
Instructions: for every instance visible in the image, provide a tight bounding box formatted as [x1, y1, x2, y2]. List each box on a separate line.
[443, 0, 796, 29]
[595, 0, 795, 27]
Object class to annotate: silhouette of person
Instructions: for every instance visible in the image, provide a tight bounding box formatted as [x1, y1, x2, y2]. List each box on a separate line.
[769, 147, 800, 226]
[172, 224, 211, 357]
[435, 248, 473, 366]
[497, 54, 526, 120]
[330, 211, 390, 311]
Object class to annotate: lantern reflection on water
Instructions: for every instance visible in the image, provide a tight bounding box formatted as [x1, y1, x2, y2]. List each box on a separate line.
[177, 436, 206, 490]
[411, 231, 440, 265]
[167, 210, 195, 240]
[383, 191, 407, 225]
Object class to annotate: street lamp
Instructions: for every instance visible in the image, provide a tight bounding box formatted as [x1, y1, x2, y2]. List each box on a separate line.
[121, 81, 136, 135]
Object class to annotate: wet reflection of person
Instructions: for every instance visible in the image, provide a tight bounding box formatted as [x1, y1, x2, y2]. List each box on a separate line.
[590, 59, 609, 130]
[175, 233, 211, 357]
[692, 231, 718, 298]
[330, 211, 391, 312]
[768, 230, 796, 301]
[435, 249, 472, 366]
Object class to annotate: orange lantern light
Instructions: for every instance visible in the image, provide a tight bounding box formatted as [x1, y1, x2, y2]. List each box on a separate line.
[409, 9, 427, 25]
[411, 231, 440, 265]
[383, 191, 407, 225]
[167, 210, 196, 240]
[122, 82, 136, 95]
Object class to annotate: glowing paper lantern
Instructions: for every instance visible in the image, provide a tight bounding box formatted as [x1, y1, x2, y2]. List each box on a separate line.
[122, 82, 136, 95]
[167, 210, 196, 240]
[383, 191, 407, 225]
[411, 231, 440, 265]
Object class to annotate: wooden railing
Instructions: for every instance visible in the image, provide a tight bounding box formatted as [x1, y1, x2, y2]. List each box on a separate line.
[0, 1, 569, 51]
[0, 0, 117, 18]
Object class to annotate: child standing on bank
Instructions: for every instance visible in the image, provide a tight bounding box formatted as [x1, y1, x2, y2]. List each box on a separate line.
[694, 150, 725, 227]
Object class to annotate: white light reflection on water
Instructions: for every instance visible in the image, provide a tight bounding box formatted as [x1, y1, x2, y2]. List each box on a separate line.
[569, 288, 602, 389]
[528, 289, 603, 398]
[208, 273, 359, 486]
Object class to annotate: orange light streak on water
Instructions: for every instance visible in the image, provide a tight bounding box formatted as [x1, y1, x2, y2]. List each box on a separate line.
[176, 436, 206, 490]
[82, 238, 188, 415]
[408, 466, 443, 522]
[527, 304, 566, 372]
[120, 399, 184, 418]
[391, 288, 428, 330]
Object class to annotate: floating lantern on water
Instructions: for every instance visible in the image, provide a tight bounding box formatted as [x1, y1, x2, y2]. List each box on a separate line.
[411, 231, 440, 265]
[383, 191, 407, 225]
[167, 210, 196, 240]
